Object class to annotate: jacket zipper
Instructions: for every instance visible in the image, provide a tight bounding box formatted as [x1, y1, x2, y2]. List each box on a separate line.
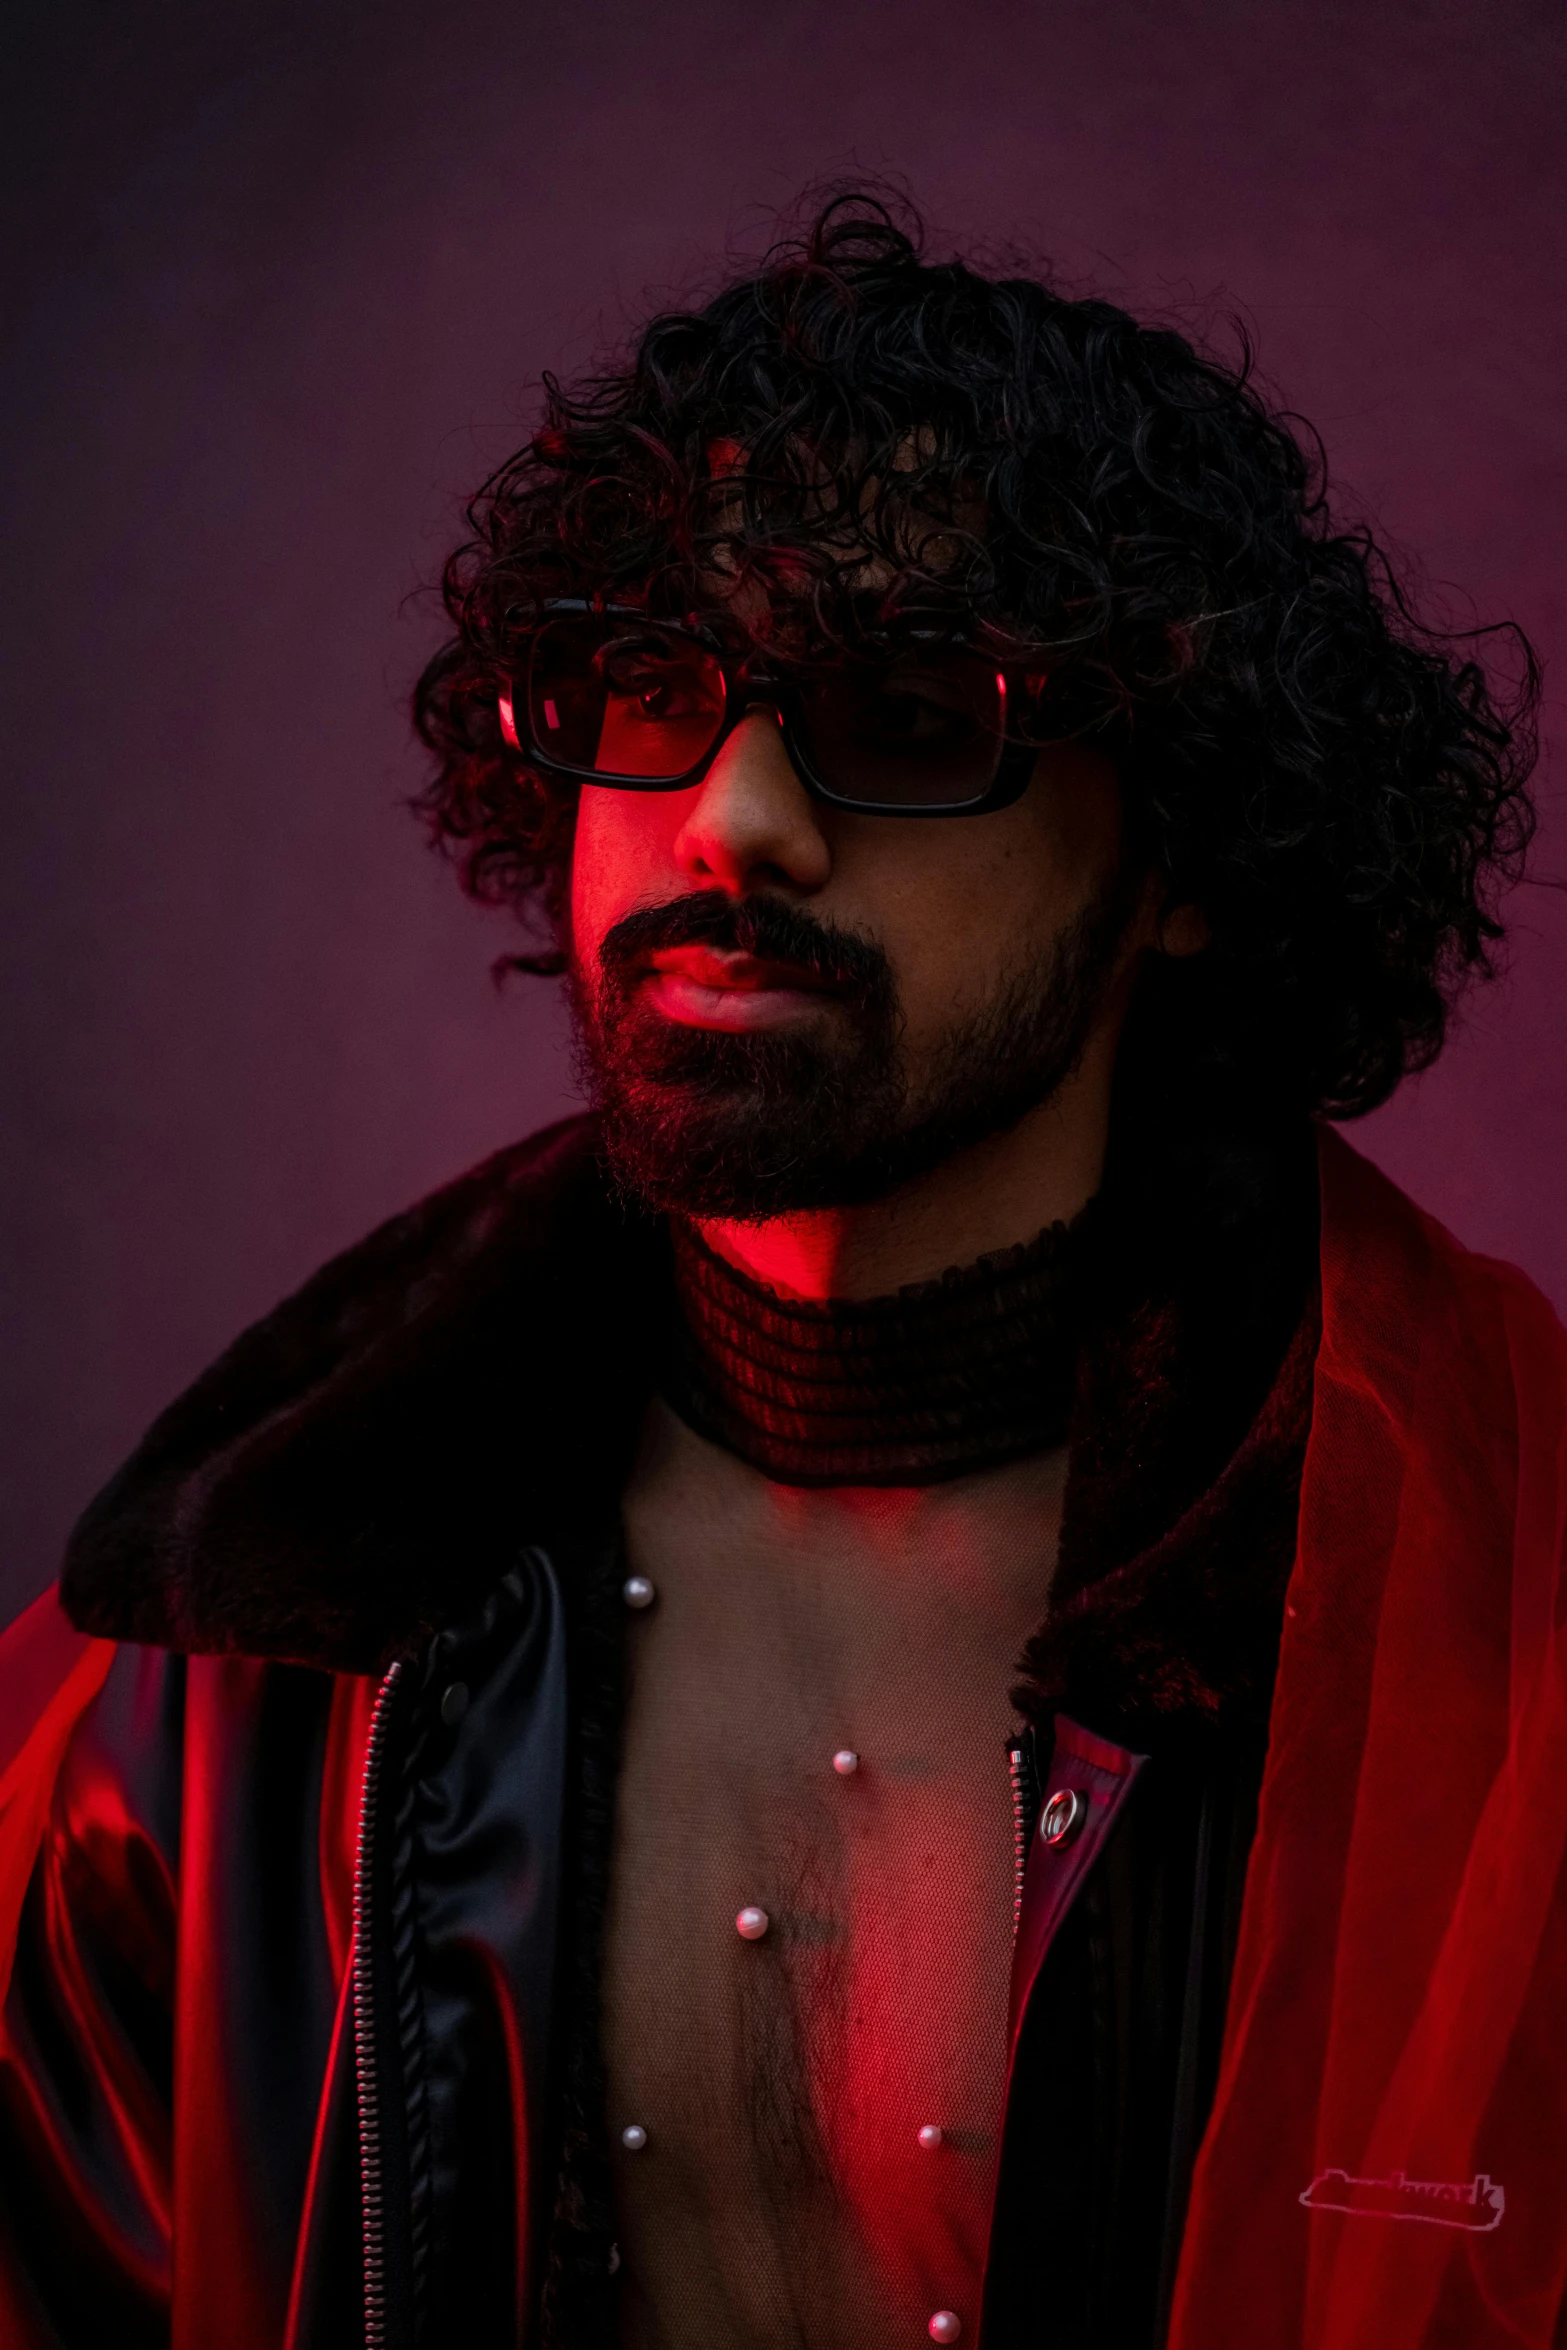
[1007, 1729, 1042, 1934]
[353, 1657, 405, 2350]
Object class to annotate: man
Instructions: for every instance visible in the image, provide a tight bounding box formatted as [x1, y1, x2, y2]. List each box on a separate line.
[0, 193, 1561, 2350]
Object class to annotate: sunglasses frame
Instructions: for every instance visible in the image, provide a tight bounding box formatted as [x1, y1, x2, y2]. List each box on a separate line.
[498, 600, 1043, 817]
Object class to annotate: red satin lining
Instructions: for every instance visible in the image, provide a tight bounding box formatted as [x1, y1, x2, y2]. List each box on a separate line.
[318, 1673, 379, 1990]
[0, 1594, 113, 2009]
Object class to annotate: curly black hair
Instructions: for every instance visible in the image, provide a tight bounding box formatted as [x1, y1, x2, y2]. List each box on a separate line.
[413, 189, 1537, 1120]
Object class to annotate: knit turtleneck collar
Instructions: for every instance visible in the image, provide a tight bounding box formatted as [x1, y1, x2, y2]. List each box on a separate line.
[659, 1211, 1092, 1487]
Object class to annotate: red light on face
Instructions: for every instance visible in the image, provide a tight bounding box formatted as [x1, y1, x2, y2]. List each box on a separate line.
[498, 692, 521, 751]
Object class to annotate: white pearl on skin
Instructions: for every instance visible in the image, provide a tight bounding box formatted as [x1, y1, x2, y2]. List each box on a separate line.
[735, 1904, 770, 1941]
[929, 2314, 962, 2343]
[620, 2123, 648, 2151]
[918, 2124, 943, 2150]
[622, 1575, 657, 1611]
[832, 1749, 860, 1776]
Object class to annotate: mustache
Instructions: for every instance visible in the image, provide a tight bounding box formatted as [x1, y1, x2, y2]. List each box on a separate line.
[596, 890, 893, 1001]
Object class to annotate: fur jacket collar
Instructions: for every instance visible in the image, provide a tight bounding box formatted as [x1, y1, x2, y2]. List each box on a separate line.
[60, 1110, 1319, 1741]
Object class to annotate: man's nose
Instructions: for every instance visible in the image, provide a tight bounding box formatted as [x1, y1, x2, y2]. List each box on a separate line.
[671, 708, 832, 895]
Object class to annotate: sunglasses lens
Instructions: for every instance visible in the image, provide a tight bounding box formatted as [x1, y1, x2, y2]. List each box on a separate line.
[798, 654, 1007, 808]
[527, 616, 726, 780]
[521, 617, 1013, 808]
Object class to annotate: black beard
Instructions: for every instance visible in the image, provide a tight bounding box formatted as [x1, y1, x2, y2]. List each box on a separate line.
[573, 881, 1137, 1220]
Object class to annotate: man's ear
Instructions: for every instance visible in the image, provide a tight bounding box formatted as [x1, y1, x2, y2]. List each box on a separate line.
[1156, 898, 1209, 958]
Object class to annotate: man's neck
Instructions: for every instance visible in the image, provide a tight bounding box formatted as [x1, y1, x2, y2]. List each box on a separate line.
[696, 1044, 1114, 1303]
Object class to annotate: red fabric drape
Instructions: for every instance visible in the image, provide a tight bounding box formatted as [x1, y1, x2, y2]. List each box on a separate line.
[1169, 1129, 1567, 2348]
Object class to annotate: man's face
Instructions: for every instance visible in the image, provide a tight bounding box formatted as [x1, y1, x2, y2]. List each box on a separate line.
[569, 698, 1148, 1220]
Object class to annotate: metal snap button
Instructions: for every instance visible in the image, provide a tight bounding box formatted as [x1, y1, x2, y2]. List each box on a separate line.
[439, 1681, 470, 1726]
[1041, 1787, 1084, 1847]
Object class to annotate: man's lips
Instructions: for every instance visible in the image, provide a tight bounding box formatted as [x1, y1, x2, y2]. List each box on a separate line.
[640, 944, 842, 1031]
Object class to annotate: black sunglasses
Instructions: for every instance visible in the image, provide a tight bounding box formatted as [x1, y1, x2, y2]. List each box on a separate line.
[498, 601, 1045, 816]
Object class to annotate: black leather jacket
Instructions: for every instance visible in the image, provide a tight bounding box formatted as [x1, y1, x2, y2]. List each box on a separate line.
[0, 1114, 1316, 2348]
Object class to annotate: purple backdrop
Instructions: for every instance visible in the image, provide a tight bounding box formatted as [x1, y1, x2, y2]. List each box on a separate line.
[3, 0, 1563, 1619]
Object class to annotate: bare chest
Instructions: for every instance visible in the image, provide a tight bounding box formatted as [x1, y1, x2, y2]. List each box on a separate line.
[603, 1406, 1064, 2350]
